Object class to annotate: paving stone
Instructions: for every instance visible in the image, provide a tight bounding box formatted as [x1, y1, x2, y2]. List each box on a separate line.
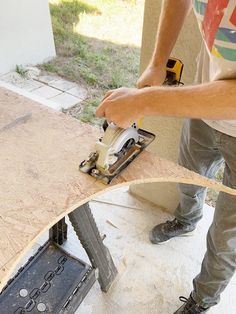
[0, 72, 24, 85]
[0, 80, 62, 111]
[17, 79, 44, 92]
[32, 85, 62, 98]
[49, 79, 77, 91]
[50, 92, 81, 109]
[37, 75, 60, 84]
[0, 73, 42, 92]
[67, 86, 87, 100]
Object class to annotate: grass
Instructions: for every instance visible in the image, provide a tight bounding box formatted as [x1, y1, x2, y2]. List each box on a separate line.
[40, 0, 143, 124]
[15, 65, 29, 78]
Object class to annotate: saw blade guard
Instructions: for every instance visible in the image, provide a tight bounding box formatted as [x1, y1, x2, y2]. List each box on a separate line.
[95, 124, 139, 173]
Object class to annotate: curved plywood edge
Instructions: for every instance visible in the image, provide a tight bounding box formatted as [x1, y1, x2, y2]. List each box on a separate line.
[0, 87, 235, 292]
[114, 152, 236, 195]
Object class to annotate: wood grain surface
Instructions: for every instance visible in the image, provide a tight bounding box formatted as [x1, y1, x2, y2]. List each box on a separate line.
[0, 87, 236, 292]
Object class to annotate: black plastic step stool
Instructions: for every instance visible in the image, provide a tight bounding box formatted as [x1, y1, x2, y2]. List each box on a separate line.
[0, 202, 118, 313]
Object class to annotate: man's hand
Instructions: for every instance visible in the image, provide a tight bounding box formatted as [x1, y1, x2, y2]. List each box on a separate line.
[137, 0, 191, 88]
[96, 65, 166, 129]
[137, 64, 166, 88]
[96, 87, 143, 128]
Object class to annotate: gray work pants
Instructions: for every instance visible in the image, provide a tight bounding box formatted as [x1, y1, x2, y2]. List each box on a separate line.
[175, 119, 236, 308]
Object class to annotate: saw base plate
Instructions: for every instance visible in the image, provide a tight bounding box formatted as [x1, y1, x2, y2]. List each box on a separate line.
[79, 129, 155, 184]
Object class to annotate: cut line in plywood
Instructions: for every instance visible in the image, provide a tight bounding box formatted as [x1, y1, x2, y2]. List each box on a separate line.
[0, 87, 236, 292]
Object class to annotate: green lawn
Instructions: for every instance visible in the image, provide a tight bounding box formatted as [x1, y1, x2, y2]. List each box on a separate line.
[41, 0, 144, 124]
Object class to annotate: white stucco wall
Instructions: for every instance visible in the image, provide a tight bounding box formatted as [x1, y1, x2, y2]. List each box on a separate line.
[0, 0, 56, 74]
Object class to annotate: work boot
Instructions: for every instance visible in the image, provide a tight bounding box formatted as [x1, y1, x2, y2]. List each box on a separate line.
[174, 294, 209, 313]
[149, 218, 195, 244]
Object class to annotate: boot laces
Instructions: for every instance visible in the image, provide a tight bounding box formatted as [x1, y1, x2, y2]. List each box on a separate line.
[179, 296, 207, 313]
[166, 218, 182, 230]
[179, 296, 191, 313]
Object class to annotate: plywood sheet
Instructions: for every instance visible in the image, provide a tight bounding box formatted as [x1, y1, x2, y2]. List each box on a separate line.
[0, 87, 236, 292]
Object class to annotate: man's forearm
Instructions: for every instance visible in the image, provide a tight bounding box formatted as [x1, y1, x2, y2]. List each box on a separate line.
[141, 80, 236, 120]
[151, 0, 192, 66]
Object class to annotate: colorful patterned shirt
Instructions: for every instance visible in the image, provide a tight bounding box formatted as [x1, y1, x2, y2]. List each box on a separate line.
[192, 0, 236, 136]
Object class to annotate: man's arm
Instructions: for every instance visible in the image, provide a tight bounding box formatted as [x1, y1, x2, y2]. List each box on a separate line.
[96, 80, 236, 128]
[142, 81, 236, 120]
[137, 0, 192, 87]
[96, 0, 236, 127]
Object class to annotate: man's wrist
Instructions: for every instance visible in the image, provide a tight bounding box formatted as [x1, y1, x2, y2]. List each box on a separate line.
[136, 87, 160, 117]
[150, 52, 169, 68]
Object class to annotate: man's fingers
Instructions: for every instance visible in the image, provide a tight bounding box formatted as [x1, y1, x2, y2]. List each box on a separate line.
[102, 90, 114, 101]
[97, 105, 129, 128]
[136, 82, 142, 89]
[96, 101, 107, 117]
[136, 78, 152, 89]
[136, 79, 145, 89]
[97, 90, 116, 117]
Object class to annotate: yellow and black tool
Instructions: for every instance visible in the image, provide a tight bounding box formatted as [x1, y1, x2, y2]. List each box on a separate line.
[79, 58, 183, 184]
[165, 57, 184, 85]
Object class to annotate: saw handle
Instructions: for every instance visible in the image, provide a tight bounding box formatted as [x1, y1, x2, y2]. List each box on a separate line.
[103, 120, 109, 131]
[102, 120, 117, 131]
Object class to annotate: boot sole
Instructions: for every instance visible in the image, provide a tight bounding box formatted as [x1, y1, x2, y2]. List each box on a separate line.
[149, 230, 196, 245]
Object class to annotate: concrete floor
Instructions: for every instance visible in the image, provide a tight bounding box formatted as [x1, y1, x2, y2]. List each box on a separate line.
[14, 187, 236, 314]
[62, 187, 236, 314]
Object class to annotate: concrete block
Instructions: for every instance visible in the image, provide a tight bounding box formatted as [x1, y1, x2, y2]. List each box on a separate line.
[32, 85, 62, 98]
[18, 80, 44, 92]
[67, 86, 87, 100]
[49, 79, 77, 92]
[38, 75, 59, 84]
[50, 92, 81, 109]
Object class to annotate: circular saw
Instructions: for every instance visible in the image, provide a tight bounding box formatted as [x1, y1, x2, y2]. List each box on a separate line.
[79, 122, 155, 184]
[79, 57, 183, 184]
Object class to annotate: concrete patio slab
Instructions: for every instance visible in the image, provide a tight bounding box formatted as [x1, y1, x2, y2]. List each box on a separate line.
[32, 85, 62, 98]
[50, 92, 81, 109]
[0, 80, 62, 111]
[37, 75, 60, 84]
[61, 187, 236, 314]
[67, 86, 88, 99]
[17, 79, 44, 92]
[0, 70, 87, 111]
[49, 79, 77, 91]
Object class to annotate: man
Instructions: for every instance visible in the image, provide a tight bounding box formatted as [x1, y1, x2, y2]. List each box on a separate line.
[96, 0, 236, 313]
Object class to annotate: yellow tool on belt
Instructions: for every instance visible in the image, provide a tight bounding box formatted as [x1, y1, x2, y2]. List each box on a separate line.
[165, 57, 184, 85]
[79, 57, 184, 184]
